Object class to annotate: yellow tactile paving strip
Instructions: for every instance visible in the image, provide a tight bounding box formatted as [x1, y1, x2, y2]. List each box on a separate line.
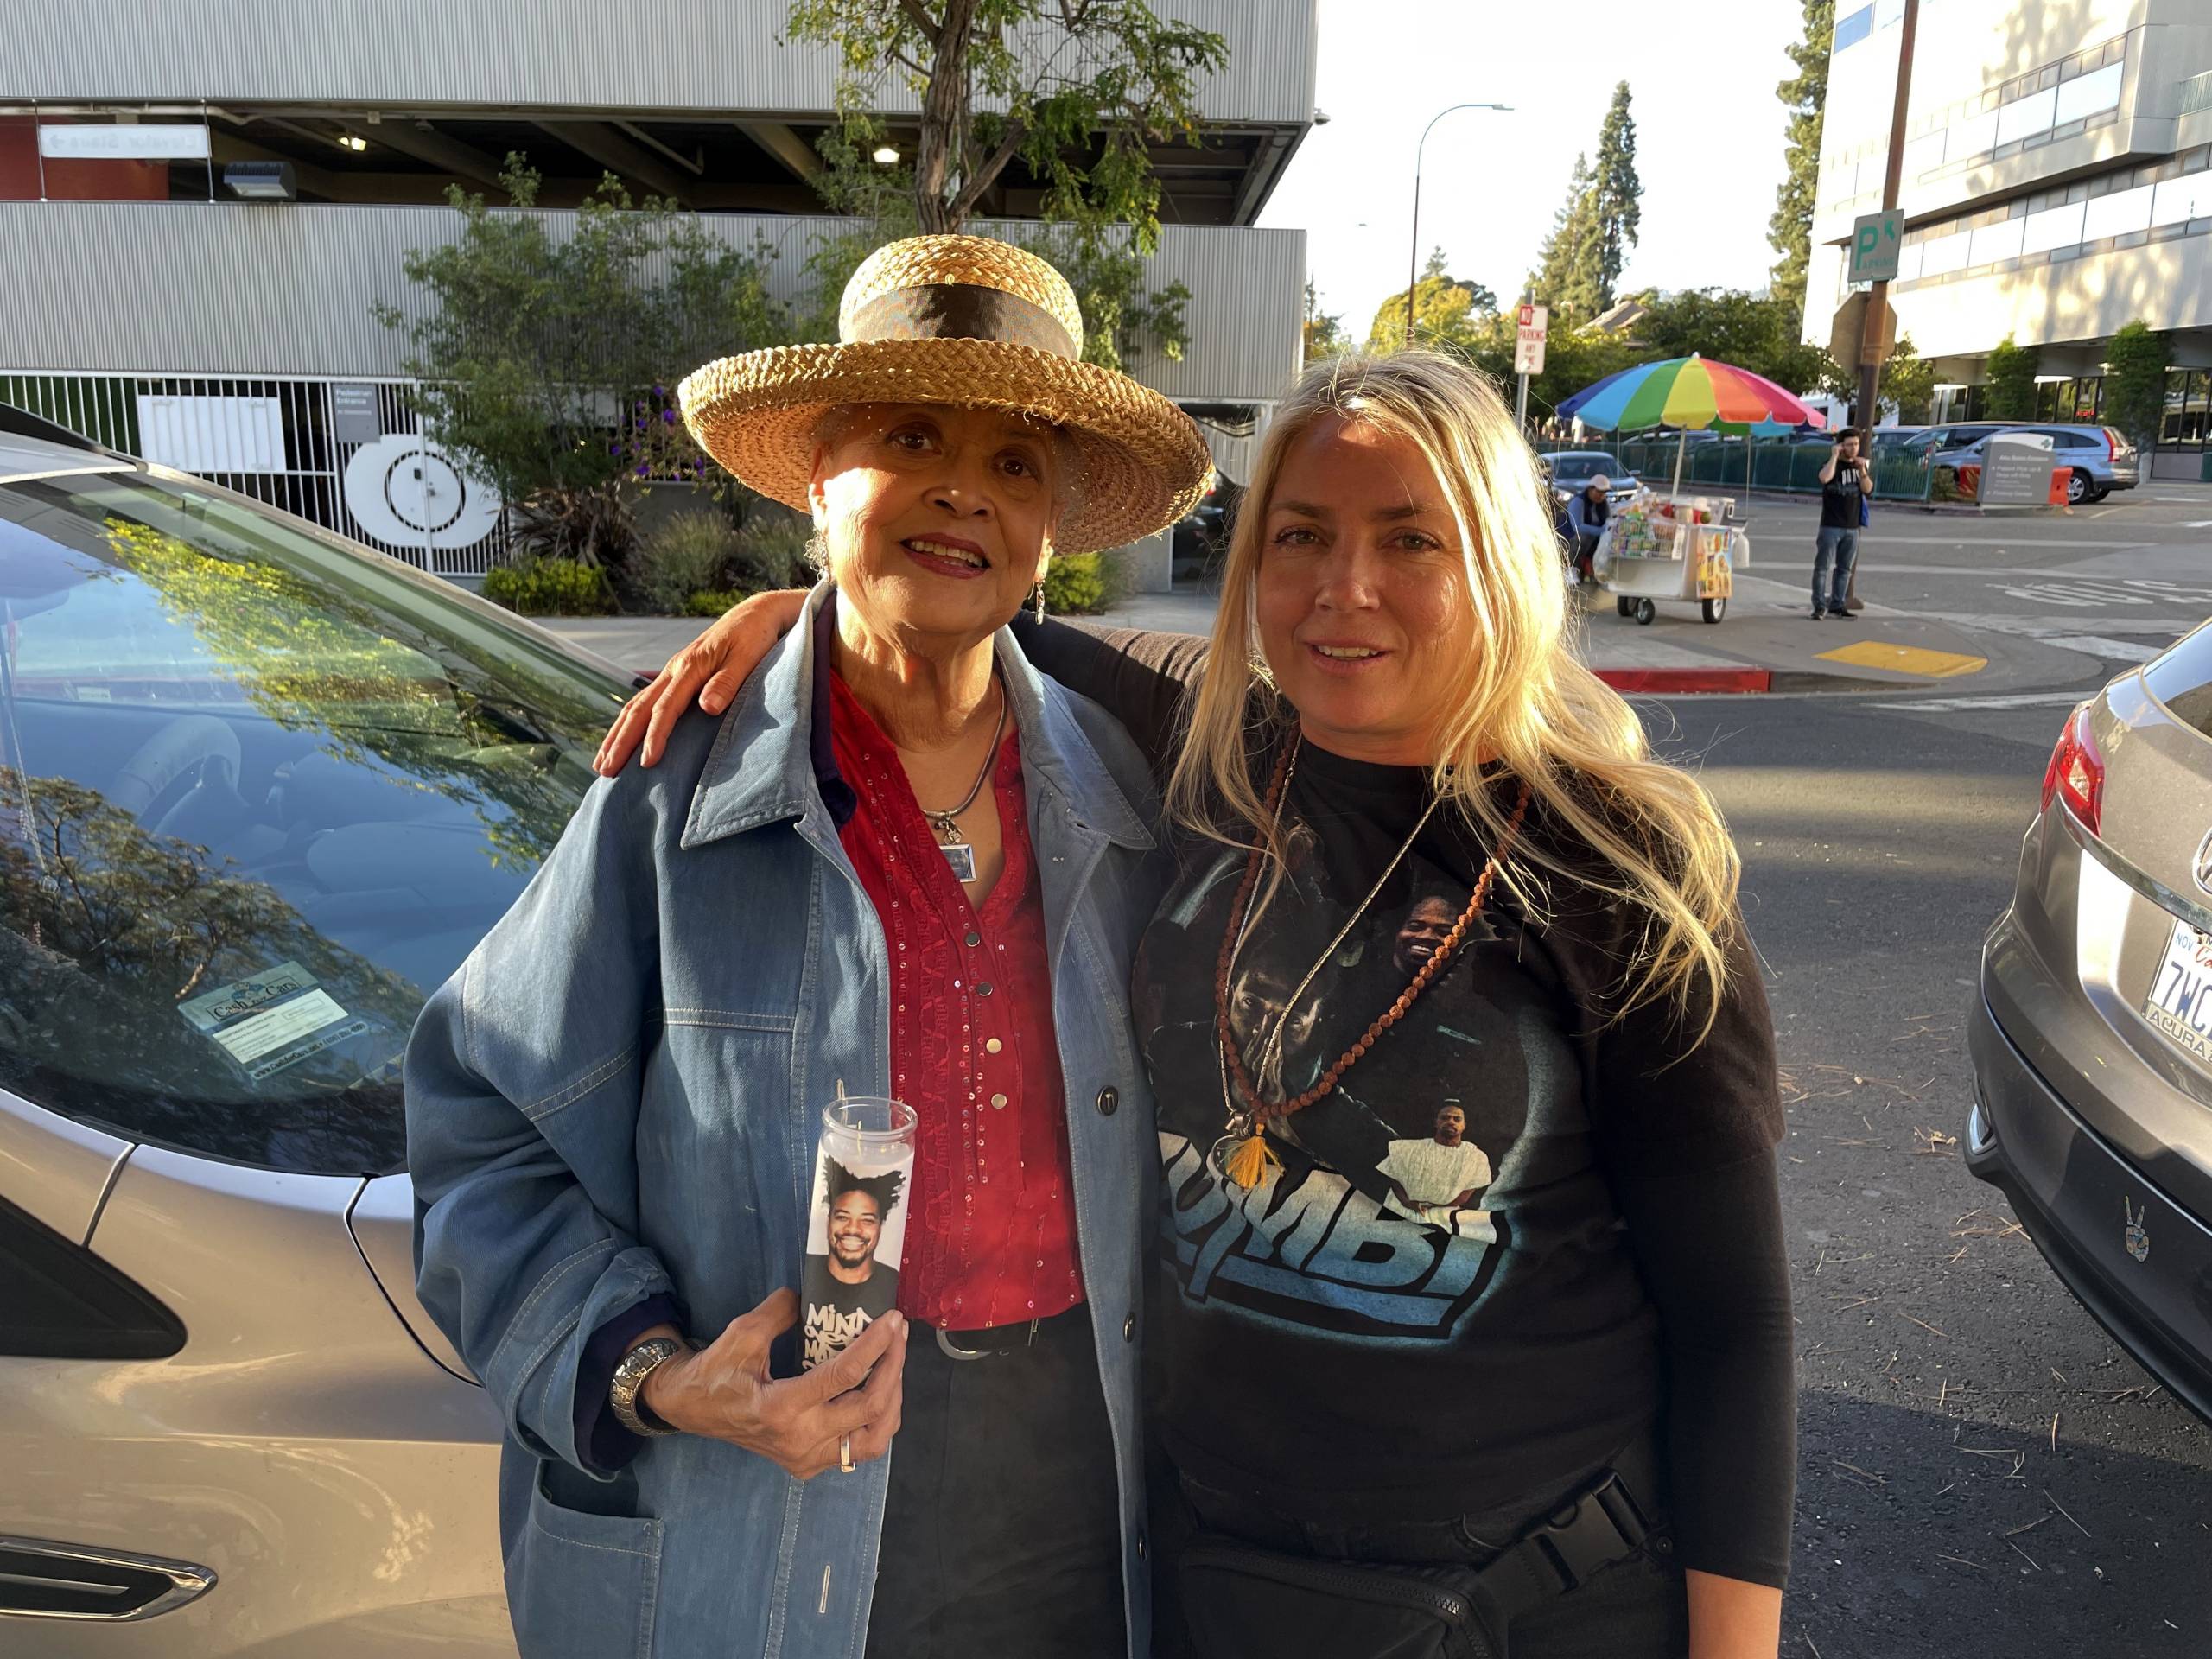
[1815, 639, 1989, 678]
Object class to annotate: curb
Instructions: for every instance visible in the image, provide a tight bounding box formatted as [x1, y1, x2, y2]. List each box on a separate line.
[1595, 666, 1770, 694]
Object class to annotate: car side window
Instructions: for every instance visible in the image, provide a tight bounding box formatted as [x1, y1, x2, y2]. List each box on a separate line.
[0, 1192, 183, 1359]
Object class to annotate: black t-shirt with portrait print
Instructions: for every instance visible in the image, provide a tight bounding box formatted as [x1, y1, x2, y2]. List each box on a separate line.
[1014, 616, 1796, 1592]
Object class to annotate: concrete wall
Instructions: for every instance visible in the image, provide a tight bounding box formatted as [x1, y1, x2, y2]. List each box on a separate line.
[0, 200, 1304, 405]
[0, 0, 1318, 126]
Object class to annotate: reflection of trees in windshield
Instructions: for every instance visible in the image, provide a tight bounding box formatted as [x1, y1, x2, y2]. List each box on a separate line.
[0, 775, 416, 1172]
[94, 515, 601, 868]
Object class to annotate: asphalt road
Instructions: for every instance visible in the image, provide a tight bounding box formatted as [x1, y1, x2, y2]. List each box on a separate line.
[1730, 489, 2212, 661]
[1648, 687, 2212, 1659]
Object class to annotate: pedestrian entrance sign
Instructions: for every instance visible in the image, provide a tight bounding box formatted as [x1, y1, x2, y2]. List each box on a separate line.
[1515, 303, 1548, 374]
[1848, 210, 1904, 284]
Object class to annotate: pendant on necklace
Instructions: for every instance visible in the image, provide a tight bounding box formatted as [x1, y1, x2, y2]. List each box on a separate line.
[929, 813, 976, 883]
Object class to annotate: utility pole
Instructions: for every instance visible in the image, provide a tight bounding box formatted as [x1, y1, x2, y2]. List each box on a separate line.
[1855, 0, 1920, 431]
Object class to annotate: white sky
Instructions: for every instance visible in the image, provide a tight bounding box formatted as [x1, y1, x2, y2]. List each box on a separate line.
[1258, 0, 1805, 338]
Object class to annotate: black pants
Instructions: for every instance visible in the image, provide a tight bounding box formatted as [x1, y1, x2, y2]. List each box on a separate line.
[866, 1306, 1127, 1659]
[1151, 1442, 1689, 1659]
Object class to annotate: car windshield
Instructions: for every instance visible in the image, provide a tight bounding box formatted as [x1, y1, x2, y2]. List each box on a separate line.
[1550, 456, 1608, 481]
[0, 468, 624, 1175]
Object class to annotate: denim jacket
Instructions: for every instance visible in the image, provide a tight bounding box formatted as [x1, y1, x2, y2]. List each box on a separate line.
[405, 584, 1166, 1659]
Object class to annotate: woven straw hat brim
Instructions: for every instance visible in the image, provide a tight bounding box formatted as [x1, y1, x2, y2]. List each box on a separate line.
[679, 338, 1214, 556]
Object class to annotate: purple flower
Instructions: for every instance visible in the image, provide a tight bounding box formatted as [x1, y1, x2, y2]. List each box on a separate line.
[635, 464, 651, 478]
[661, 408, 676, 423]
[652, 385, 664, 397]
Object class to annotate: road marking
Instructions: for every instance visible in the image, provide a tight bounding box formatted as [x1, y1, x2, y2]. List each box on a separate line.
[2185, 519, 2212, 529]
[2042, 634, 2162, 662]
[1987, 576, 2212, 609]
[1816, 639, 1989, 677]
[1879, 690, 2087, 712]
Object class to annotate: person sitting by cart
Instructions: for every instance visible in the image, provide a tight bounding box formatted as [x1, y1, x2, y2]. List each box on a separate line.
[1565, 474, 1611, 585]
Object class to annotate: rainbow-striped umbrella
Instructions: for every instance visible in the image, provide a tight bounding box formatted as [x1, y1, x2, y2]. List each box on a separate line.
[1556, 354, 1825, 432]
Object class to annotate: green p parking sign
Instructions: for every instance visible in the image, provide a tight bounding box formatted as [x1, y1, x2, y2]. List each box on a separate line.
[1849, 210, 1904, 284]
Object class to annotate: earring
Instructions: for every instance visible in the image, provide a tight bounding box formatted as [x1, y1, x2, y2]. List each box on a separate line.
[1031, 581, 1046, 624]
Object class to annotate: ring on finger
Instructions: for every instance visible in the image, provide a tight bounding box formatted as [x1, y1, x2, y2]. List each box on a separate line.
[839, 1433, 856, 1474]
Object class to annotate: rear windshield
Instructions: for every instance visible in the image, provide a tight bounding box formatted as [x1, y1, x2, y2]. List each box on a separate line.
[0, 469, 621, 1174]
[1549, 456, 1609, 480]
[2145, 623, 2212, 741]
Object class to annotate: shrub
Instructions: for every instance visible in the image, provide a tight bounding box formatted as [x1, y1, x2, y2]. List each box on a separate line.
[632, 509, 740, 613]
[2104, 320, 2169, 453]
[684, 587, 752, 618]
[1041, 552, 1109, 614]
[482, 558, 614, 615]
[730, 511, 817, 591]
[1984, 335, 2039, 421]
[507, 482, 636, 571]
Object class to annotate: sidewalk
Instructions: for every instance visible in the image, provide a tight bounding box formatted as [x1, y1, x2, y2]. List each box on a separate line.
[537, 576, 2088, 697]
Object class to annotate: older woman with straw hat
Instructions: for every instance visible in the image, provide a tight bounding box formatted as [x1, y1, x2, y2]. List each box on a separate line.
[405, 233, 1212, 1659]
[601, 349, 1796, 1659]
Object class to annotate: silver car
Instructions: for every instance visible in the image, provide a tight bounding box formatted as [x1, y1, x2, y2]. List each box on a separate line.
[1967, 620, 2212, 1419]
[0, 424, 631, 1652]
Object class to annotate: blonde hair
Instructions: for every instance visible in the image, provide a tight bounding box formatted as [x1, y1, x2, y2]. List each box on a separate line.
[1167, 352, 1742, 1038]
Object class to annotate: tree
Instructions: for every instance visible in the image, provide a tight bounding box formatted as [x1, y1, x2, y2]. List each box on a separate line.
[1586, 82, 1643, 315]
[1629, 287, 1840, 397]
[1769, 0, 1834, 327]
[372, 159, 786, 507]
[1880, 335, 1936, 423]
[785, 3, 1222, 372]
[2103, 320, 2170, 451]
[1367, 248, 1498, 354]
[1531, 154, 1601, 322]
[1984, 334, 2040, 419]
[785, 1, 1228, 246]
[1302, 279, 1350, 365]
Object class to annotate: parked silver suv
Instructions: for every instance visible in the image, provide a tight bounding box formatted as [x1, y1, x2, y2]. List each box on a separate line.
[0, 425, 632, 1653]
[1966, 620, 2212, 1419]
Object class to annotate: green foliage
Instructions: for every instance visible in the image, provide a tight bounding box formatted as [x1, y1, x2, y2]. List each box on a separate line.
[1368, 248, 1499, 354]
[1769, 0, 1834, 325]
[785, 1, 1229, 251]
[685, 588, 754, 617]
[371, 157, 786, 505]
[1629, 288, 1840, 397]
[1984, 335, 2040, 419]
[507, 480, 636, 571]
[1528, 85, 1643, 326]
[1302, 279, 1349, 365]
[2103, 320, 2170, 450]
[632, 508, 739, 613]
[1041, 551, 1109, 614]
[731, 511, 820, 591]
[1586, 83, 1642, 315]
[482, 558, 616, 616]
[1880, 335, 1936, 423]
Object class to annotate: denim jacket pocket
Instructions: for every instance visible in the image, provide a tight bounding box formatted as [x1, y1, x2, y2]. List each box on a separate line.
[509, 1460, 665, 1659]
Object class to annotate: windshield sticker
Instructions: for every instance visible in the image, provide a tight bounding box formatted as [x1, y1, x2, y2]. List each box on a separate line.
[179, 962, 372, 1082]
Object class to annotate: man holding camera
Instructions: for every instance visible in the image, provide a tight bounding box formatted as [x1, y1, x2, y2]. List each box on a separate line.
[1812, 430, 1870, 620]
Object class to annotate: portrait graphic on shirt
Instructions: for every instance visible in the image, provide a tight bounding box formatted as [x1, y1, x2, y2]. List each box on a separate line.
[1146, 854, 1571, 1344]
[801, 1154, 908, 1369]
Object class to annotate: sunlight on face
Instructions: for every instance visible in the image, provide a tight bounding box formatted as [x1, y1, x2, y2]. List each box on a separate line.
[1254, 416, 1478, 767]
[809, 403, 1062, 653]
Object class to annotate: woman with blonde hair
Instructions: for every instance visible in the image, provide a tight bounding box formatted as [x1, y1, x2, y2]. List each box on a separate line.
[601, 350, 1793, 1659]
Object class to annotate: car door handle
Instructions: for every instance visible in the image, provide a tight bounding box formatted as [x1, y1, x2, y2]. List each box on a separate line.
[0, 1535, 213, 1620]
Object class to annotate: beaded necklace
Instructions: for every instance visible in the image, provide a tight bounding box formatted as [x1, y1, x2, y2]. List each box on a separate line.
[1210, 738, 1532, 1190]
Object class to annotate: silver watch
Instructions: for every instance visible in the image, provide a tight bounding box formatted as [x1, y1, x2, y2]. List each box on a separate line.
[609, 1336, 687, 1438]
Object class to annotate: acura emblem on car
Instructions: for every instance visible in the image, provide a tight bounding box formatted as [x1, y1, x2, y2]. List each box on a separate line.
[2196, 827, 2212, 895]
[2123, 1198, 2150, 1264]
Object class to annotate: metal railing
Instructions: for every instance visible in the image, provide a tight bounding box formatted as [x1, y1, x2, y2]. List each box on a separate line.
[2183, 69, 2212, 118]
[2, 372, 509, 577]
[1546, 437, 1936, 501]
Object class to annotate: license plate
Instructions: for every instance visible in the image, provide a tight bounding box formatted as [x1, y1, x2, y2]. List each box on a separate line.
[2145, 918, 2212, 1065]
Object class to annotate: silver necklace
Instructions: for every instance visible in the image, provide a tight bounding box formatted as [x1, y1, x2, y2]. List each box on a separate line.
[918, 685, 1007, 884]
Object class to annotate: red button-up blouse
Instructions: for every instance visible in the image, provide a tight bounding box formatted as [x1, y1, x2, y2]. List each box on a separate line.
[827, 671, 1085, 1331]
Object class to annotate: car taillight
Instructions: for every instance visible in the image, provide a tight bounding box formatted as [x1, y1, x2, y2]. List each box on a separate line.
[2040, 703, 2105, 834]
[2101, 426, 2128, 457]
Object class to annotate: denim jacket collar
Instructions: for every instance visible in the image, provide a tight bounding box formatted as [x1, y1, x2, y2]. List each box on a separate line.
[681, 580, 1154, 854]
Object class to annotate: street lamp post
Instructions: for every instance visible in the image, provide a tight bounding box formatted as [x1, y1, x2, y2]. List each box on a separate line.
[1406, 102, 1512, 345]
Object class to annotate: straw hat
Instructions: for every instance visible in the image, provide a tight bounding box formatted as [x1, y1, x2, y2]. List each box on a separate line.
[678, 234, 1215, 556]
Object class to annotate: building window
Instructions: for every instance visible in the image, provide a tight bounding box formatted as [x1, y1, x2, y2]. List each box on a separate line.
[2161, 371, 2209, 451]
[1834, 4, 1874, 52]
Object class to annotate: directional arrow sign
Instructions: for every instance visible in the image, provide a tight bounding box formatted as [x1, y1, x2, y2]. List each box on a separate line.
[1848, 209, 1904, 284]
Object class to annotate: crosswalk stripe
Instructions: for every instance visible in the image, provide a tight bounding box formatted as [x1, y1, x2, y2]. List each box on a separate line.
[2042, 635, 2162, 662]
[1878, 690, 2088, 713]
